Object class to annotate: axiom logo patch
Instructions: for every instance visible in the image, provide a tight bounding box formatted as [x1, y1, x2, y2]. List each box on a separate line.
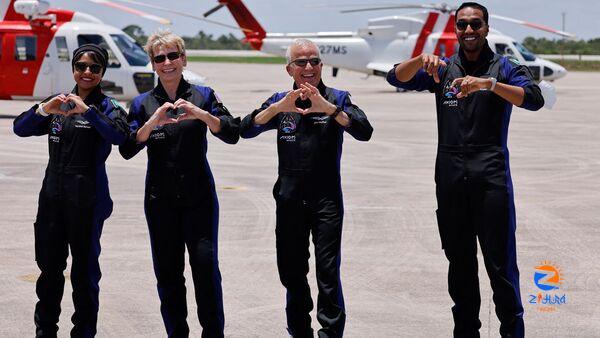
[280, 113, 297, 134]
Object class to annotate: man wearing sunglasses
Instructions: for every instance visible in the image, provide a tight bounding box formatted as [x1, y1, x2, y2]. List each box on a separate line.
[240, 38, 372, 338]
[386, 2, 544, 337]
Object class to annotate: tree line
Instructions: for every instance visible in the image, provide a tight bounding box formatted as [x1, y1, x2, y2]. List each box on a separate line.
[522, 37, 600, 55]
[122, 25, 250, 50]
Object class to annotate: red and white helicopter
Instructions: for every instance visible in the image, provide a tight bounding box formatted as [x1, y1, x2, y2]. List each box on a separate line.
[0, 0, 209, 101]
[206, 0, 572, 82]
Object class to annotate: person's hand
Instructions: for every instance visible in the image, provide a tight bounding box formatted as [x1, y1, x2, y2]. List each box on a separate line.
[64, 94, 89, 115]
[420, 53, 447, 83]
[273, 89, 303, 113]
[452, 76, 493, 98]
[173, 98, 210, 122]
[148, 102, 178, 127]
[41, 94, 69, 115]
[296, 83, 337, 115]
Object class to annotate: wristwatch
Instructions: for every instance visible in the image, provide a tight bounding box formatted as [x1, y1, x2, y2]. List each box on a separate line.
[488, 77, 497, 91]
[330, 105, 342, 119]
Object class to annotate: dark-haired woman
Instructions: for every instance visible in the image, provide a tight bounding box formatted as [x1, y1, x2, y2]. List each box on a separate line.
[13, 44, 129, 337]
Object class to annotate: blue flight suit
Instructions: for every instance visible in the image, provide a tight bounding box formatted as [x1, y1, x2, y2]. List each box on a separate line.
[13, 85, 129, 337]
[387, 44, 544, 337]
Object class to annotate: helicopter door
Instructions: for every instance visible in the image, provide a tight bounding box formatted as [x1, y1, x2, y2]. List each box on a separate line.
[51, 36, 73, 94]
[5, 34, 38, 98]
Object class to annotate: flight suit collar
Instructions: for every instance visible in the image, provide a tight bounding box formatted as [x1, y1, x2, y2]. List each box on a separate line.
[456, 41, 495, 74]
[152, 76, 193, 102]
[71, 84, 104, 106]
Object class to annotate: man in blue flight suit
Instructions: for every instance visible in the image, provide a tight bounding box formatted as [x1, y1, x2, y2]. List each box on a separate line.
[240, 38, 373, 338]
[386, 3, 544, 337]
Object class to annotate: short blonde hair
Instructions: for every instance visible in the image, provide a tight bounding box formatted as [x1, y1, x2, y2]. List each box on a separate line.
[144, 30, 185, 60]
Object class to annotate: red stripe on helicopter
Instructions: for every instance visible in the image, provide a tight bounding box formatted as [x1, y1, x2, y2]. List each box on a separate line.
[411, 12, 439, 58]
[433, 14, 456, 56]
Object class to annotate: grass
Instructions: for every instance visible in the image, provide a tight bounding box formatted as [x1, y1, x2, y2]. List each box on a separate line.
[547, 59, 600, 71]
[187, 56, 286, 64]
[187, 55, 600, 71]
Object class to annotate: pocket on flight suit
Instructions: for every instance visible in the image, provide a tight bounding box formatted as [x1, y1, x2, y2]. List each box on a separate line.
[435, 209, 449, 250]
[179, 173, 211, 207]
[33, 221, 43, 262]
[272, 177, 282, 200]
[65, 174, 96, 209]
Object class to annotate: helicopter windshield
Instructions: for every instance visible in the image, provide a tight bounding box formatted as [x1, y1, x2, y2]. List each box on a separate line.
[512, 41, 537, 62]
[111, 34, 150, 67]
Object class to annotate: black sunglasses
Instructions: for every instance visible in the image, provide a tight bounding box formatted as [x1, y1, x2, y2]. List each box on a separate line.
[456, 19, 484, 31]
[289, 57, 321, 67]
[74, 62, 103, 74]
[153, 51, 182, 63]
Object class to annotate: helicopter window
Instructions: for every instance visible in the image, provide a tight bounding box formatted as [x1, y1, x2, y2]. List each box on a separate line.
[55, 37, 69, 62]
[15, 36, 36, 61]
[77, 34, 121, 68]
[495, 44, 515, 56]
[513, 41, 537, 62]
[110, 34, 149, 67]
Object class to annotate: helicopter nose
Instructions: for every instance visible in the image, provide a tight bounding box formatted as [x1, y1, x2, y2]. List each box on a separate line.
[555, 65, 567, 79]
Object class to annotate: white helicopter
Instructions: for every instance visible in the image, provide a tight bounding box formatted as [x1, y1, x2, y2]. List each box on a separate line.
[0, 0, 211, 101]
[205, 0, 572, 82]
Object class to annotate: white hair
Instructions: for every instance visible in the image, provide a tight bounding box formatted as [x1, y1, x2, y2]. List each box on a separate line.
[285, 38, 321, 63]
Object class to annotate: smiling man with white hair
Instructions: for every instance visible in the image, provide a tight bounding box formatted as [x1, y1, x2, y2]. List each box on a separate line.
[240, 38, 373, 337]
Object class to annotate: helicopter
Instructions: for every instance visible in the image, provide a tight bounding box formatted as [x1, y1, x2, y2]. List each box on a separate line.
[205, 0, 572, 82]
[0, 0, 207, 101]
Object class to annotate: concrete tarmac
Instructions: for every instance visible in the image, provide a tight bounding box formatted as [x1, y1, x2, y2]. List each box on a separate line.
[1, 63, 599, 337]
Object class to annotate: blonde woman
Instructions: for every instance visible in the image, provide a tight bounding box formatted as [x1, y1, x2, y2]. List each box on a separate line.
[119, 31, 239, 337]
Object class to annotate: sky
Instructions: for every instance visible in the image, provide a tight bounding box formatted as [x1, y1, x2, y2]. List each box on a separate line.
[49, 0, 600, 42]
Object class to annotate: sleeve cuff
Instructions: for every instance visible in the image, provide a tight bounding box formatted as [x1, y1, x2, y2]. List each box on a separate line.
[36, 103, 49, 117]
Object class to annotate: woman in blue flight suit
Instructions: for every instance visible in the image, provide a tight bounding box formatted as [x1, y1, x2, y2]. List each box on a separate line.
[119, 31, 239, 337]
[13, 44, 129, 337]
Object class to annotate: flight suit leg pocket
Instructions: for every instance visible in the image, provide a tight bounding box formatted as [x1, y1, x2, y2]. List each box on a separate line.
[435, 209, 449, 250]
[65, 174, 96, 208]
[33, 221, 43, 262]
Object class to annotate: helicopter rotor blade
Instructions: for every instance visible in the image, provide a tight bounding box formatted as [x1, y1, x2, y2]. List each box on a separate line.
[89, 0, 252, 32]
[490, 14, 576, 39]
[89, 0, 171, 25]
[340, 4, 451, 14]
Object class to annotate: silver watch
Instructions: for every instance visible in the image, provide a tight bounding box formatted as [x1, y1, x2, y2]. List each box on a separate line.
[489, 77, 497, 91]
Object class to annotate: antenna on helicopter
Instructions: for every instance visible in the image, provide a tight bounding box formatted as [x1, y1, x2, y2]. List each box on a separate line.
[204, 3, 225, 18]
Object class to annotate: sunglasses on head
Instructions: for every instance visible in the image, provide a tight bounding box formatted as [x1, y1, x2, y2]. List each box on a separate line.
[74, 62, 103, 74]
[289, 57, 322, 67]
[153, 51, 182, 64]
[456, 19, 484, 31]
